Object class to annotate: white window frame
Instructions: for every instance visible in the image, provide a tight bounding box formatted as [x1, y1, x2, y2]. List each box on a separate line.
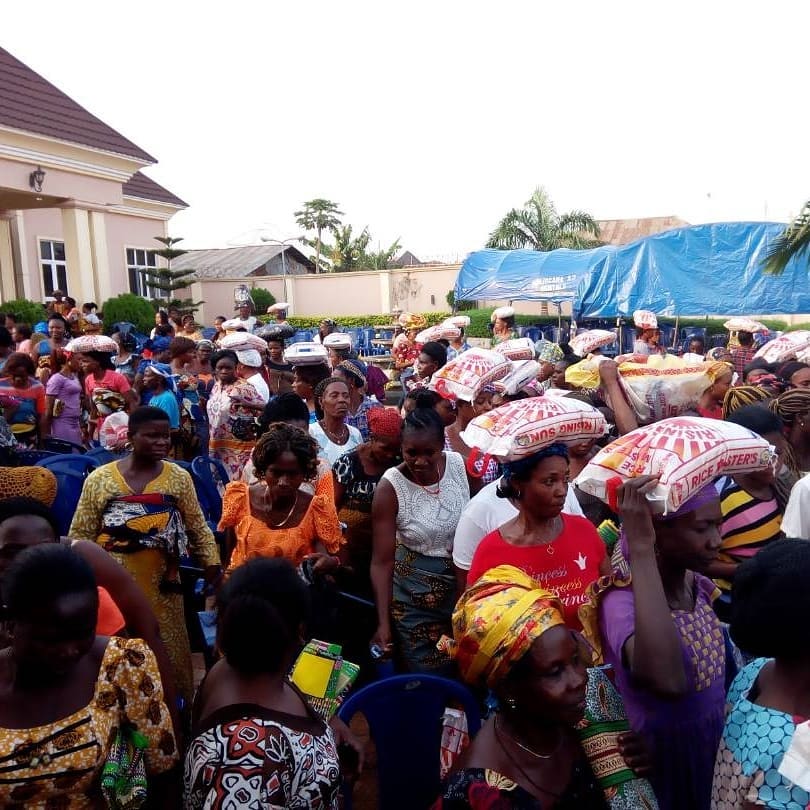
[125, 246, 158, 299]
[38, 238, 68, 297]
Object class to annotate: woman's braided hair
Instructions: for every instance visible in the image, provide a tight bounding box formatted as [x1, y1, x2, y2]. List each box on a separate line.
[251, 422, 319, 481]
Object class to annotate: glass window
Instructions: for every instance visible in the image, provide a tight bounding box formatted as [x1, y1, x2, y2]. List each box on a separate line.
[127, 247, 159, 297]
[39, 240, 67, 296]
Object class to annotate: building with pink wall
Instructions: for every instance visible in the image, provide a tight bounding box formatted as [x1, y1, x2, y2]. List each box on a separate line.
[0, 46, 185, 306]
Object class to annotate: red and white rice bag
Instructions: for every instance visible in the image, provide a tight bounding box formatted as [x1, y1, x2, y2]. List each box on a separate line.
[724, 317, 768, 334]
[494, 337, 535, 361]
[461, 397, 607, 462]
[492, 360, 541, 396]
[574, 416, 775, 515]
[431, 348, 510, 402]
[633, 310, 658, 329]
[754, 331, 810, 364]
[569, 329, 617, 357]
[416, 324, 462, 343]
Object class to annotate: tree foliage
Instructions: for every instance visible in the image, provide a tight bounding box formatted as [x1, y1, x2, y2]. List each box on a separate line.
[761, 201, 810, 276]
[100, 293, 155, 334]
[139, 236, 202, 314]
[250, 287, 276, 314]
[1, 299, 48, 326]
[486, 186, 601, 251]
[294, 199, 344, 274]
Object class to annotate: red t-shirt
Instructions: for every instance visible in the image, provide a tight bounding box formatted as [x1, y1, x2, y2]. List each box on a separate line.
[467, 515, 606, 630]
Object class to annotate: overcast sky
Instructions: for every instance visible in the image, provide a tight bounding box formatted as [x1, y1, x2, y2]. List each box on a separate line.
[4, 1, 809, 260]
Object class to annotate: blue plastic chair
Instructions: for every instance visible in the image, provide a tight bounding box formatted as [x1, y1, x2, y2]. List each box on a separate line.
[201, 327, 217, 340]
[41, 437, 86, 455]
[191, 456, 228, 524]
[39, 454, 101, 475]
[85, 446, 128, 465]
[338, 674, 482, 810]
[15, 449, 58, 465]
[50, 469, 89, 535]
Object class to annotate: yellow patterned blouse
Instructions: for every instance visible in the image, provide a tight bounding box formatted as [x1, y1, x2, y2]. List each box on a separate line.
[0, 637, 178, 808]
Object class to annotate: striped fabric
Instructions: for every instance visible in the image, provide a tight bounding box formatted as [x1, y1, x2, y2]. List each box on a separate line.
[716, 475, 783, 591]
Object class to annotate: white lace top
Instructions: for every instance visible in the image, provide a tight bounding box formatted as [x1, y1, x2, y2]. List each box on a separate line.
[382, 451, 470, 558]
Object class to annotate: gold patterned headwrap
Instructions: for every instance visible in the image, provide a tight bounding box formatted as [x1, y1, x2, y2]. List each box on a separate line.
[438, 565, 565, 688]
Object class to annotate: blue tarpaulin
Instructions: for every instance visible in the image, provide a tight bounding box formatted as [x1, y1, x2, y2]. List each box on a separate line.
[455, 223, 810, 317]
[454, 247, 615, 303]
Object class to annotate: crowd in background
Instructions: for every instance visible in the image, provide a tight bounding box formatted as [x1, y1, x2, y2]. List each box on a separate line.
[1, 293, 810, 809]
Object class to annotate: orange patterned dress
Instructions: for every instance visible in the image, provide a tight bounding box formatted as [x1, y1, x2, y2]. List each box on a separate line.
[0, 637, 177, 808]
[219, 482, 343, 572]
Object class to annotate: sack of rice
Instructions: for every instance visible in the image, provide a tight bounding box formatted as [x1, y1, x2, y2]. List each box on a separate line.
[573, 416, 775, 515]
[492, 360, 541, 396]
[460, 397, 607, 462]
[754, 331, 810, 364]
[430, 348, 510, 402]
[569, 329, 617, 356]
[493, 337, 535, 361]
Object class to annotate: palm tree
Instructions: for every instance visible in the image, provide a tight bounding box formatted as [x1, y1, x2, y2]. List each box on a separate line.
[294, 198, 344, 273]
[486, 186, 601, 251]
[761, 201, 810, 276]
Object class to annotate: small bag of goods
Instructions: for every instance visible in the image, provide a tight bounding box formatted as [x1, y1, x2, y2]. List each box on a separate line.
[289, 639, 359, 720]
[574, 416, 776, 516]
[219, 332, 268, 352]
[569, 329, 616, 357]
[461, 397, 607, 464]
[493, 337, 535, 361]
[430, 348, 510, 402]
[754, 330, 810, 364]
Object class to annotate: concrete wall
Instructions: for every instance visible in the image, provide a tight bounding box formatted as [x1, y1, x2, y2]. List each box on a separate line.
[194, 265, 463, 322]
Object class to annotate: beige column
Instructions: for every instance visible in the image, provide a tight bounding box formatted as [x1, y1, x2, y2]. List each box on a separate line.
[10, 212, 33, 301]
[0, 217, 17, 303]
[379, 269, 392, 315]
[88, 211, 111, 305]
[285, 272, 296, 316]
[61, 206, 93, 302]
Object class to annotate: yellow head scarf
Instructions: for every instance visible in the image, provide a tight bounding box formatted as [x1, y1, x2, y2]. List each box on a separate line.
[438, 565, 565, 688]
[705, 360, 733, 383]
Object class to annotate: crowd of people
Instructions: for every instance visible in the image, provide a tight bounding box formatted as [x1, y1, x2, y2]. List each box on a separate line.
[1, 296, 810, 809]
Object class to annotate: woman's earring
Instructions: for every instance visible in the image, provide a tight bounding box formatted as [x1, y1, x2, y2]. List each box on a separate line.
[505, 696, 517, 710]
[514, 490, 522, 500]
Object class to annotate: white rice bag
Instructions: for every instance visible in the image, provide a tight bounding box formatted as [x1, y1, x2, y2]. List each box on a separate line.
[460, 397, 607, 461]
[724, 317, 768, 334]
[416, 324, 461, 343]
[430, 348, 510, 403]
[574, 417, 776, 515]
[492, 360, 541, 396]
[569, 329, 617, 356]
[494, 338, 535, 361]
[754, 331, 810, 364]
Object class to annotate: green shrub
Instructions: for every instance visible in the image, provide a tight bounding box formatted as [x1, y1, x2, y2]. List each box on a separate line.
[250, 287, 276, 314]
[100, 293, 155, 334]
[446, 290, 476, 311]
[2, 299, 48, 326]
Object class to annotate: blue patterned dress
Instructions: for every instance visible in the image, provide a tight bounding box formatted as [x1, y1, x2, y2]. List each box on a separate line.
[712, 658, 810, 809]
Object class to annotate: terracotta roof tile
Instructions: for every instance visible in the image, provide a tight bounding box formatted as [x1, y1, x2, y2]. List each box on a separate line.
[122, 171, 187, 207]
[0, 46, 155, 163]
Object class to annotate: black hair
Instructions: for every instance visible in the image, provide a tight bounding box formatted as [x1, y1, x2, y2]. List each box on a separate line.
[4, 352, 35, 377]
[13, 324, 31, 341]
[778, 361, 810, 383]
[1, 312, 14, 324]
[156, 310, 170, 325]
[0, 497, 59, 539]
[293, 363, 331, 390]
[3, 544, 97, 620]
[743, 358, 774, 379]
[495, 446, 570, 499]
[211, 349, 238, 369]
[64, 297, 76, 308]
[82, 301, 96, 311]
[154, 324, 173, 338]
[217, 558, 310, 675]
[737, 330, 754, 347]
[215, 315, 227, 322]
[730, 539, 810, 658]
[724, 404, 783, 437]
[420, 341, 447, 370]
[0, 327, 12, 349]
[404, 388, 440, 408]
[119, 333, 137, 352]
[258, 392, 310, 433]
[402, 407, 445, 445]
[47, 314, 67, 326]
[169, 336, 196, 360]
[313, 376, 349, 420]
[84, 350, 114, 371]
[128, 406, 170, 434]
[687, 335, 706, 351]
[252, 422, 319, 480]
